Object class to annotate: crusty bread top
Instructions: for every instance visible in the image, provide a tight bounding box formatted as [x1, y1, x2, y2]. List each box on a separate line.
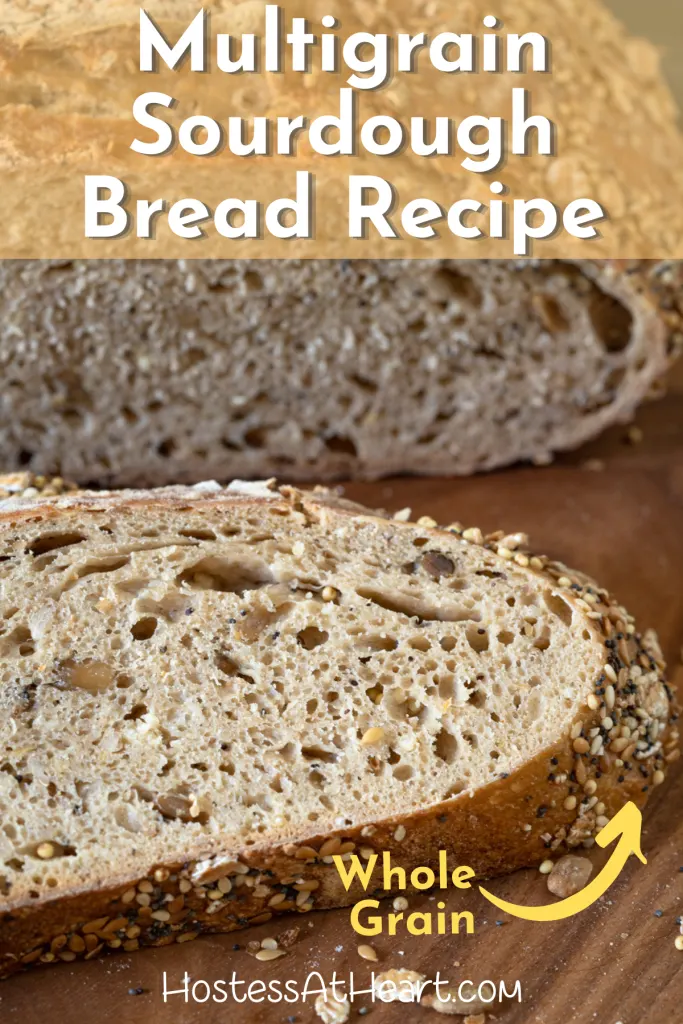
[1, 0, 682, 256]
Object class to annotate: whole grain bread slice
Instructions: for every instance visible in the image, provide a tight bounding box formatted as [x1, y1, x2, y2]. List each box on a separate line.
[0, 259, 681, 485]
[0, 481, 677, 976]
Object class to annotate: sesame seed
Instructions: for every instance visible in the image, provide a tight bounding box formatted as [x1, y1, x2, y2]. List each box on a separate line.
[393, 896, 409, 911]
[675, 937, 683, 951]
[357, 944, 378, 962]
[539, 859, 554, 874]
[563, 796, 577, 811]
[653, 770, 665, 786]
[394, 825, 406, 842]
[573, 737, 590, 754]
[261, 938, 279, 950]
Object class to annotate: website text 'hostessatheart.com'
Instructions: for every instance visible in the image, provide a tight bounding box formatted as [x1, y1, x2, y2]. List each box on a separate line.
[161, 969, 523, 1009]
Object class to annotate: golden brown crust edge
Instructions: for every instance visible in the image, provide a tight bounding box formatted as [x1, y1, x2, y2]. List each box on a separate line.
[0, 484, 678, 977]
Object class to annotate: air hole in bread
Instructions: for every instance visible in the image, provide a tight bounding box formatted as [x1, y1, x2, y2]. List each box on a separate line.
[393, 764, 414, 781]
[177, 555, 274, 594]
[534, 632, 551, 652]
[178, 528, 217, 541]
[588, 290, 633, 353]
[297, 626, 329, 650]
[72, 556, 131, 583]
[123, 703, 148, 721]
[435, 266, 483, 308]
[26, 533, 86, 557]
[543, 590, 573, 626]
[497, 630, 514, 646]
[324, 435, 358, 457]
[244, 428, 269, 450]
[355, 633, 397, 653]
[131, 617, 158, 641]
[301, 745, 337, 764]
[420, 552, 455, 579]
[356, 586, 481, 623]
[408, 635, 431, 652]
[434, 728, 458, 764]
[215, 653, 254, 683]
[157, 438, 177, 458]
[466, 625, 490, 653]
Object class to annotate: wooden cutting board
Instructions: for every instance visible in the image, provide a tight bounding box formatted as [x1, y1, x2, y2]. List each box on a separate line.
[1, 367, 682, 1024]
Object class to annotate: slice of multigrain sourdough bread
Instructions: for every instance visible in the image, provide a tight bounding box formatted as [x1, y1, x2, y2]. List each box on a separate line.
[0, 260, 681, 485]
[0, 480, 677, 977]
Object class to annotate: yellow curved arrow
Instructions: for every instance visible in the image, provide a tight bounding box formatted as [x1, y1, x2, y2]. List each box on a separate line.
[479, 801, 646, 922]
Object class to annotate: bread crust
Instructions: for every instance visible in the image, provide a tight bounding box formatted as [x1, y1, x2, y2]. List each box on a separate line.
[0, 483, 678, 977]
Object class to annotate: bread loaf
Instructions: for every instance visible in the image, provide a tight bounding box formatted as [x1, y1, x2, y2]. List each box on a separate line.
[0, 259, 681, 485]
[0, 480, 676, 976]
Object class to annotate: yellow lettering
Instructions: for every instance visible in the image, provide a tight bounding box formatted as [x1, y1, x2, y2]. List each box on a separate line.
[333, 853, 377, 892]
[407, 911, 432, 936]
[451, 910, 475, 933]
[350, 898, 382, 936]
[452, 865, 475, 888]
[382, 851, 406, 889]
[411, 866, 436, 890]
